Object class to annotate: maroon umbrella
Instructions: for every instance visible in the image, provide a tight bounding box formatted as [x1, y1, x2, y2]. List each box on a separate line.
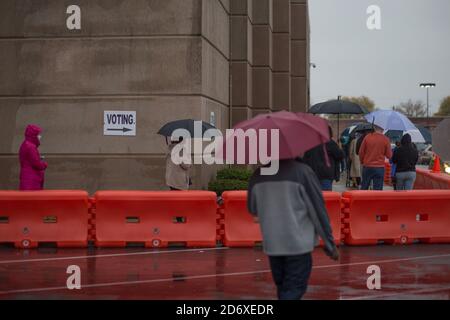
[219, 111, 330, 164]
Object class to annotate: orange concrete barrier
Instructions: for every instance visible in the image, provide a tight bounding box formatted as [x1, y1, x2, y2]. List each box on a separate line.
[414, 169, 427, 189]
[0, 191, 89, 248]
[220, 191, 342, 247]
[342, 190, 450, 245]
[414, 168, 450, 190]
[94, 191, 218, 248]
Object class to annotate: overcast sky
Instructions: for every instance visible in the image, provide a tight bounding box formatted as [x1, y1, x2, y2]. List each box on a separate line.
[309, 0, 450, 113]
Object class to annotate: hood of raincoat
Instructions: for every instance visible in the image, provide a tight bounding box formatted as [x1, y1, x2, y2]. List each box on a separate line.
[24, 125, 42, 147]
[401, 133, 412, 146]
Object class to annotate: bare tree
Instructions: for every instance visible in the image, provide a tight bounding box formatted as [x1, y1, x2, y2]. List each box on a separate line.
[342, 96, 375, 112]
[394, 100, 426, 117]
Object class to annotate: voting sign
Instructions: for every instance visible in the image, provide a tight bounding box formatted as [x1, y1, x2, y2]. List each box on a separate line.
[104, 111, 136, 136]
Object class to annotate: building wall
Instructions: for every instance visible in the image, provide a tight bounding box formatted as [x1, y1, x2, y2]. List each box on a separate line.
[230, 0, 310, 126]
[0, 0, 309, 193]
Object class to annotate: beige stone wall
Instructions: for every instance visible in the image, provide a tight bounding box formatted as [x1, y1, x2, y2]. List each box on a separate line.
[230, 0, 309, 125]
[0, 0, 308, 193]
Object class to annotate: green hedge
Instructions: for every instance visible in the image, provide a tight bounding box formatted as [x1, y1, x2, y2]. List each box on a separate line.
[208, 167, 253, 195]
[216, 167, 253, 181]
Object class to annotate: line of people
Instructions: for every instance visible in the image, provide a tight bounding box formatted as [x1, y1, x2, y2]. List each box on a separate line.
[18, 123, 419, 192]
[18, 124, 191, 192]
[304, 124, 419, 191]
[341, 124, 419, 191]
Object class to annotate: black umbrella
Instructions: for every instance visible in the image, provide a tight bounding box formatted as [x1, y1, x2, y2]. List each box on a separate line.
[351, 122, 374, 137]
[309, 99, 369, 137]
[157, 119, 217, 139]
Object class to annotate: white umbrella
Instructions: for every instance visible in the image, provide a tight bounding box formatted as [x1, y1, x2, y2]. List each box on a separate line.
[384, 129, 426, 143]
[405, 129, 426, 143]
[365, 110, 417, 131]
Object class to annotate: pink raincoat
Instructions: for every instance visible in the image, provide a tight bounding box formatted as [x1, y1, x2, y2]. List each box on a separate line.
[19, 125, 48, 190]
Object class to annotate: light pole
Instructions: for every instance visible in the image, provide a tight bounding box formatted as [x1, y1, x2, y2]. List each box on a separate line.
[308, 63, 317, 112]
[420, 83, 436, 127]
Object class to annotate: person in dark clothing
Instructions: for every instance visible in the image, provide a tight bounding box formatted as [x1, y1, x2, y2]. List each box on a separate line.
[340, 135, 350, 174]
[390, 141, 401, 190]
[392, 134, 419, 190]
[303, 126, 345, 191]
[247, 159, 339, 300]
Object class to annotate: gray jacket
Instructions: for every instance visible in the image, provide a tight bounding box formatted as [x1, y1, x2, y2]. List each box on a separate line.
[247, 159, 335, 256]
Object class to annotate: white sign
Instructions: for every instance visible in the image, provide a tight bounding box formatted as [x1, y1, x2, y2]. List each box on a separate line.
[104, 111, 136, 136]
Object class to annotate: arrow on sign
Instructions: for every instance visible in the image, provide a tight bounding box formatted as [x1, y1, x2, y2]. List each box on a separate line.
[107, 128, 133, 133]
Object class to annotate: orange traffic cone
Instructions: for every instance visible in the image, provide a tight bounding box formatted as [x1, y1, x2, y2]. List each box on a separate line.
[432, 155, 441, 173]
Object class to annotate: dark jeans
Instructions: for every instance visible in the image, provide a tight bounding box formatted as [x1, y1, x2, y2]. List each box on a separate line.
[361, 167, 385, 190]
[268, 253, 313, 300]
[320, 179, 333, 191]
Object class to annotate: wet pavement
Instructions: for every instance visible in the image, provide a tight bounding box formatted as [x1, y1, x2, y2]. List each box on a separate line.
[0, 244, 449, 300]
[332, 173, 394, 193]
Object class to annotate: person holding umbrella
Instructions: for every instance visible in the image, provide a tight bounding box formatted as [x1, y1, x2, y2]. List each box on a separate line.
[303, 126, 344, 191]
[165, 137, 191, 191]
[309, 97, 368, 139]
[158, 119, 216, 191]
[364, 110, 426, 143]
[361, 110, 425, 190]
[233, 111, 339, 300]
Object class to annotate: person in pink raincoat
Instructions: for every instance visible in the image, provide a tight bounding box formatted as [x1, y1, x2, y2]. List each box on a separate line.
[19, 125, 48, 191]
